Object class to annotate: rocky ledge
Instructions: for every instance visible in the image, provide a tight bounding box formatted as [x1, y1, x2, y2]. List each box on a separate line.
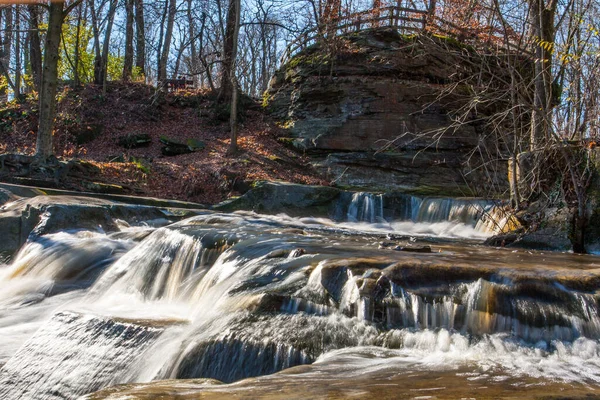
[0, 184, 206, 260]
[265, 28, 526, 197]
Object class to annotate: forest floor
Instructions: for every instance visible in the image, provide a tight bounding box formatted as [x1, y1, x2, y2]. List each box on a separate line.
[0, 82, 327, 204]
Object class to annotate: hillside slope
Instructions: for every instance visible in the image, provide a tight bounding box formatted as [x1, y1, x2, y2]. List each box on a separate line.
[0, 83, 327, 204]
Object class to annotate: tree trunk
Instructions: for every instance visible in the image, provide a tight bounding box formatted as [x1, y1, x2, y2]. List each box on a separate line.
[27, 5, 42, 92]
[220, 0, 240, 99]
[73, 2, 83, 85]
[172, 40, 185, 79]
[36, 1, 65, 159]
[101, 0, 118, 93]
[156, 1, 168, 83]
[249, 43, 256, 97]
[24, 28, 30, 92]
[200, 55, 215, 91]
[260, 23, 270, 93]
[158, 0, 176, 82]
[122, 0, 134, 81]
[196, 12, 208, 88]
[186, 0, 198, 86]
[134, 0, 145, 77]
[227, 0, 241, 156]
[90, 0, 103, 84]
[0, 6, 13, 103]
[529, 0, 557, 150]
[571, 206, 587, 254]
[14, 6, 21, 99]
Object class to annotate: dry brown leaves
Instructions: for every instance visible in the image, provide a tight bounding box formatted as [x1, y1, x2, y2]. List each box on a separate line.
[1, 83, 327, 204]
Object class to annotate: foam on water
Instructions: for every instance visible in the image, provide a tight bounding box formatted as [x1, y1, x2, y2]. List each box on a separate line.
[0, 211, 599, 398]
[315, 332, 600, 384]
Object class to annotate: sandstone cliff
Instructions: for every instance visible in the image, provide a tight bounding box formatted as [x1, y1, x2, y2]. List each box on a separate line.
[265, 28, 524, 197]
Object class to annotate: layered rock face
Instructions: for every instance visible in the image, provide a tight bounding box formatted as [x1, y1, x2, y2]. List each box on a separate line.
[266, 28, 518, 197]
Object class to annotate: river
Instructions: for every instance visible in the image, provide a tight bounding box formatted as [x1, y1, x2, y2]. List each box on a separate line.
[0, 195, 599, 399]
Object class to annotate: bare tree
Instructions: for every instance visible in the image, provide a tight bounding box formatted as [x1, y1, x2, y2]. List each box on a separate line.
[528, 0, 559, 150]
[227, 0, 241, 155]
[220, 0, 240, 99]
[100, 0, 117, 93]
[134, 0, 146, 77]
[158, 0, 176, 82]
[36, 0, 83, 159]
[122, 0, 135, 81]
[27, 4, 43, 92]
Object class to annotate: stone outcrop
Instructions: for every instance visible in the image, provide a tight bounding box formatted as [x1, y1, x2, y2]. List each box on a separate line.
[213, 181, 341, 216]
[265, 28, 521, 197]
[0, 185, 206, 259]
[0, 188, 17, 206]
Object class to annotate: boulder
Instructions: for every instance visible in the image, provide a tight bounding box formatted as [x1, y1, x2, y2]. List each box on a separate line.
[265, 28, 521, 197]
[313, 151, 486, 195]
[0, 194, 194, 259]
[506, 207, 572, 251]
[81, 181, 127, 194]
[74, 124, 104, 145]
[393, 245, 432, 253]
[160, 136, 205, 156]
[212, 181, 341, 216]
[117, 133, 152, 149]
[0, 187, 17, 206]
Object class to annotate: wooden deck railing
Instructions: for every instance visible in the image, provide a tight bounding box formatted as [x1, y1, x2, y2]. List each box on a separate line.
[280, 6, 528, 66]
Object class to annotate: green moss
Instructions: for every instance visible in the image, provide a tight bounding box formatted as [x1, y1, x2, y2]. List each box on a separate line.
[261, 92, 271, 108]
[431, 34, 475, 52]
[285, 53, 331, 72]
[267, 155, 284, 163]
[400, 33, 418, 41]
[130, 157, 151, 174]
[276, 120, 295, 130]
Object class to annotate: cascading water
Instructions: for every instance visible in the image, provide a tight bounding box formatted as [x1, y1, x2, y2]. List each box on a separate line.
[412, 197, 491, 225]
[0, 209, 599, 399]
[334, 191, 517, 237]
[345, 192, 385, 223]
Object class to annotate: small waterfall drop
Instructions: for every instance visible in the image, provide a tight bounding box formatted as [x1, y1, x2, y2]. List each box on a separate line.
[334, 191, 516, 236]
[346, 192, 384, 223]
[0, 231, 134, 306]
[413, 198, 490, 225]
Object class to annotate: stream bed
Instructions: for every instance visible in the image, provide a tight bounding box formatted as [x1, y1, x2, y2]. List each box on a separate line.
[0, 204, 599, 399]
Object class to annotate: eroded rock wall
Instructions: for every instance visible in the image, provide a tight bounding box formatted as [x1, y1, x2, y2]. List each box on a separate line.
[266, 28, 523, 197]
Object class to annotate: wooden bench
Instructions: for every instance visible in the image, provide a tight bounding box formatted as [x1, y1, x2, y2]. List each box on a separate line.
[160, 79, 195, 91]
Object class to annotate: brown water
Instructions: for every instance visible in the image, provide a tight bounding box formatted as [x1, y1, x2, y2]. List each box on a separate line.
[89, 360, 600, 400]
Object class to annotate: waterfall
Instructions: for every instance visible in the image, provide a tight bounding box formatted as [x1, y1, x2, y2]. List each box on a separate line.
[346, 192, 385, 223]
[334, 191, 516, 235]
[475, 204, 521, 234]
[1, 210, 599, 399]
[0, 231, 134, 307]
[341, 278, 600, 343]
[413, 198, 491, 225]
[88, 227, 235, 302]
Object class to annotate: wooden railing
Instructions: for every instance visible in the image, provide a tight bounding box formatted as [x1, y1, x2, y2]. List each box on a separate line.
[280, 6, 528, 66]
